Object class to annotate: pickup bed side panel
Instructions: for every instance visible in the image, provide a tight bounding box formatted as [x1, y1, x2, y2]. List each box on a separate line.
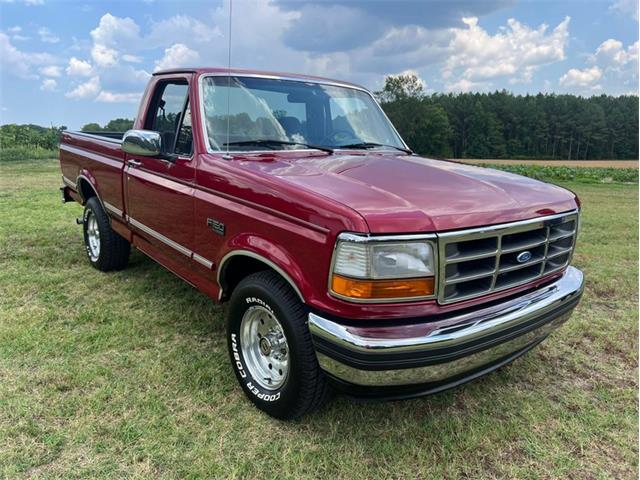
[60, 131, 126, 214]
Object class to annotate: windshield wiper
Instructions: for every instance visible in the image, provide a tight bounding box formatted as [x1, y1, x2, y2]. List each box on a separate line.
[337, 142, 413, 155]
[223, 139, 333, 154]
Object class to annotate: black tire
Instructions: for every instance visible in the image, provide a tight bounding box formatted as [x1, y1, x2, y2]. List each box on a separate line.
[82, 197, 130, 272]
[227, 270, 329, 419]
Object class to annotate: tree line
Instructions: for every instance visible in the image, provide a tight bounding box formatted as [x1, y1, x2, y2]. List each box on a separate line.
[80, 118, 134, 133]
[376, 74, 639, 160]
[0, 119, 135, 151]
[1, 78, 637, 160]
[0, 124, 66, 151]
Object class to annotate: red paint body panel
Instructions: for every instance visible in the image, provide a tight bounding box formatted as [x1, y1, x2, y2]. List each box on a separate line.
[59, 69, 580, 322]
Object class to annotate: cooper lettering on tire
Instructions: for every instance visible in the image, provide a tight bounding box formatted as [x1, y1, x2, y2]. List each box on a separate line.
[226, 270, 329, 419]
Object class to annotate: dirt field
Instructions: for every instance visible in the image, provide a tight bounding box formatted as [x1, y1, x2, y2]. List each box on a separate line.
[455, 159, 638, 169]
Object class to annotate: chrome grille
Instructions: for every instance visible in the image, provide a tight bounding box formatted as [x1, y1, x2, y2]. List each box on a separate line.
[437, 211, 578, 304]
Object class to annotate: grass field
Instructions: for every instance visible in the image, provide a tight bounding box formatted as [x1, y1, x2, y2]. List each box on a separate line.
[1, 159, 638, 479]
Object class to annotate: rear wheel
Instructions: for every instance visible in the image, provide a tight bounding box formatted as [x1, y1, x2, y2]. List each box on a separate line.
[226, 270, 329, 419]
[82, 197, 130, 271]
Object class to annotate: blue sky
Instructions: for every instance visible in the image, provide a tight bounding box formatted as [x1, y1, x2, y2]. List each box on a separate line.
[1, 0, 638, 129]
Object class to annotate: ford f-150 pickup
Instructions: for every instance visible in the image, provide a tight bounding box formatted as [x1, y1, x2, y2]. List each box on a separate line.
[59, 68, 584, 419]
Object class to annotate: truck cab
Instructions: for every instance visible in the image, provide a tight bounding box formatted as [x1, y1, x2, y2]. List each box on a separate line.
[60, 68, 584, 419]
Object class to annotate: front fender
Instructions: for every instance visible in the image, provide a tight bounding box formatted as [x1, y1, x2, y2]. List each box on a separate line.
[218, 233, 312, 303]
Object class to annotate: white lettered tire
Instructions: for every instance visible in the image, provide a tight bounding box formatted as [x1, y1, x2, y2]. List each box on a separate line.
[226, 271, 329, 419]
[82, 197, 130, 271]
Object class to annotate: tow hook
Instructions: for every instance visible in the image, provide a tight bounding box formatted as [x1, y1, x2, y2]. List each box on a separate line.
[76, 217, 83, 225]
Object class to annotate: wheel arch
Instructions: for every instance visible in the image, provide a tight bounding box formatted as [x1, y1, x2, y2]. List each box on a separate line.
[217, 250, 305, 303]
[76, 174, 99, 205]
[76, 173, 110, 219]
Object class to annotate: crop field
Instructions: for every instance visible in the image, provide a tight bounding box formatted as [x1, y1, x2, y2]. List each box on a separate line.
[0, 159, 637, 479]
[457, 159, 639, 169]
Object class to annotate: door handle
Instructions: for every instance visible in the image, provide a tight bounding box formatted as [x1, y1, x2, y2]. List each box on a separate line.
[128, 159, 142, 168]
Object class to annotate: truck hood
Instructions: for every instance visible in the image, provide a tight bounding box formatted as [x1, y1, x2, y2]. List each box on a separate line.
[243, 152, 579, 233]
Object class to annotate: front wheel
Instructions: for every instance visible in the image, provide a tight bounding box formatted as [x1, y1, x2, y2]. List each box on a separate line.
[226, 271, 329, 419]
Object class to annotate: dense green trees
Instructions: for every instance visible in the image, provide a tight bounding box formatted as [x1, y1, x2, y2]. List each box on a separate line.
[376, 74, 639, 160]
[0, 124, 66, 150]
[0, 118, 134, 152]
[81, 118, 134, 132]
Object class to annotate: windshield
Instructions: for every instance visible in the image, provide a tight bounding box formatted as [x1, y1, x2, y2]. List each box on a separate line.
[200, 76, 406, 152]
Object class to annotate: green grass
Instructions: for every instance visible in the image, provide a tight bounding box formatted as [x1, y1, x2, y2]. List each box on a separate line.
[1, 159, 637, 479]
[477, 163, 638, 184]
[0, 146, 59, 162]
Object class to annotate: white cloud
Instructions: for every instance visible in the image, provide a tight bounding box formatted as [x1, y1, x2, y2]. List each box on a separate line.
[40, 78, 56, 91]
[91, 43, 118, 67]
[122, 54, 143, 63]
[66, 57, 93, 76]
[146, 15, 222, 47]
[154, 43, 199, 72]
[66, 76, 101, 99]
[610, 0, 639, 21]
[95, 91, 141, 103]
[38, 27, 59, 44]
[559, 66, 603, 87]
[0, 32, 56, 78]
[6, 25, 29, 41]
[0, 0, 45, 4]
[40, 65, 61, 77]
[444, 16, 570, 84]
[90, 13, 140, 49]
[592, 39, 639, 68]
[577, 38, 639, 94]
[445, 78, 489, 92]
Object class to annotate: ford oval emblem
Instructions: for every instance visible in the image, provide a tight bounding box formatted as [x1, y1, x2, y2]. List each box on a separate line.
[517, 251, 532, 263]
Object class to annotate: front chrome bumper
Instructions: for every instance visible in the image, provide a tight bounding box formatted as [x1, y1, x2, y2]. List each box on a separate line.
[309, 266, 584, 390]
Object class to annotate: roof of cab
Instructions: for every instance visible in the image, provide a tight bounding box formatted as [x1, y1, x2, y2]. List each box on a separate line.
[152, 67, 367, 91]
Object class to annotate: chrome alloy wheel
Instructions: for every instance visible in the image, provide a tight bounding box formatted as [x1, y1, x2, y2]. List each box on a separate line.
[240, 305, 290, 390]
[86, 212, 101, 261]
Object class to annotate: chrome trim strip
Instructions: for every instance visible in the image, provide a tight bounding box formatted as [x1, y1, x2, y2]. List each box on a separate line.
[217, 250, 304, 301]
[68, 131, 123, 144]
[197, 73, 410, 155]
[128, 217, 192, 257]
[309, 266, 583, 386]
[337, 232, 437, 243]
[103, 201, 123, 218]
[62, 175, 76, 189]
[437, 211, 577, 239]
[193, 253, 214, 270]
[315, 314, 568, 387]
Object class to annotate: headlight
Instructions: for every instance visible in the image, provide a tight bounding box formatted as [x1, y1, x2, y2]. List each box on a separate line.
[330, 234, 437, 302]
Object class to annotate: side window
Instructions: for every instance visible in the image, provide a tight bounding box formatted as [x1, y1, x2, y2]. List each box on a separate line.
[174, 100, 192, 156]
[148, 82, 191, 155]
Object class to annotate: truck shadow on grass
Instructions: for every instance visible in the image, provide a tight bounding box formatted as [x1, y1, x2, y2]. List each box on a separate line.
[116, 249, 554, 428]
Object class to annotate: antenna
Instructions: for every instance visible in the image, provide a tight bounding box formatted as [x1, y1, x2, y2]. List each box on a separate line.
[223, 0, 233, 160]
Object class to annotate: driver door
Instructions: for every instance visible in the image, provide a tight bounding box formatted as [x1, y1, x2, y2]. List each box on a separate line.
[125, 77, 196, 267]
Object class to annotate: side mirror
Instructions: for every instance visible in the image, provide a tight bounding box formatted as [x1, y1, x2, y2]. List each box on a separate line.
[122, 129, 162, 157]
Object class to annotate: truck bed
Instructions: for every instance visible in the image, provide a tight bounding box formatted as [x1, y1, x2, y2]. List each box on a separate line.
[59, 130, 127, 217]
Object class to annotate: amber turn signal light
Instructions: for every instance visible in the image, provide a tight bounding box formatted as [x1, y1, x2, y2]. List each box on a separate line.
[331, 275, 435, 300]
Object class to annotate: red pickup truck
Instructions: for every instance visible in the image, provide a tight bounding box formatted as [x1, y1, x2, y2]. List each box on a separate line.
[59, 68, 584, 419]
